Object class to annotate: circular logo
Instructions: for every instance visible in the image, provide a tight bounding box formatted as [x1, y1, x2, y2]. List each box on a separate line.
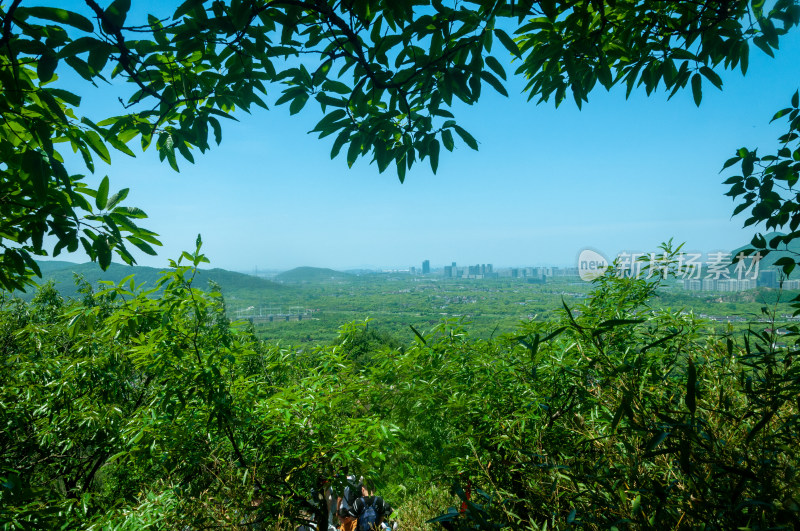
[578, 249, 609, 281]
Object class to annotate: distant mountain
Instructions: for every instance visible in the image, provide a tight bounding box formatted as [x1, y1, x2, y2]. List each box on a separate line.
[20, 261, 282, 299]
[194, 268, 283, 291]
[36, 260, 83, 274]
[274, 266, 353, 282]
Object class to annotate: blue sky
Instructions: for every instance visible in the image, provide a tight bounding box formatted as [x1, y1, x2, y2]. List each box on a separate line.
[50, 2, 800, 271]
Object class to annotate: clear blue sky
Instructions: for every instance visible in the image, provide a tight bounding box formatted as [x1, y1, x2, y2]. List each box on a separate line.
[50, 2, 800, 271]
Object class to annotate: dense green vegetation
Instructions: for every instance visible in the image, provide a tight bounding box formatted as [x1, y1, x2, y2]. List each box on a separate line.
[3, 247, 800, 529]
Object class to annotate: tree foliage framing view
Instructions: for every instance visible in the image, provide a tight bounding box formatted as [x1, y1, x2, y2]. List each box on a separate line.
[2, 0, 799, 289]
[3, 1, 800, 530]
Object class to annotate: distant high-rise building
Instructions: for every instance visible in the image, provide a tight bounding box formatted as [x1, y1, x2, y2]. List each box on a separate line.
[444, 266, 453, 278]
[422, 260, 430, 274]
[758, 269, 778, 288]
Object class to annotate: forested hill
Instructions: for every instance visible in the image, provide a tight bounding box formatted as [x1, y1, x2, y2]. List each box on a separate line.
[20, 262, 283, 299]
[274, 266, 353, 283]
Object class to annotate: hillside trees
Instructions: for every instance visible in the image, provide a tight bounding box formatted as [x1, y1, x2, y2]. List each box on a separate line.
[2, 0, 800, 289]
[0, 240, 401, 528]
[367, 271, 800, 529]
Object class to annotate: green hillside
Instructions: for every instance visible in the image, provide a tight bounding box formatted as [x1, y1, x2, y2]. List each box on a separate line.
[274, 266, 353, 283]
[21, 262, 282, 299]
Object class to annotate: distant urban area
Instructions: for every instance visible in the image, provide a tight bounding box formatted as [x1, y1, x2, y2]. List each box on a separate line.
[394, 260, 792, 292]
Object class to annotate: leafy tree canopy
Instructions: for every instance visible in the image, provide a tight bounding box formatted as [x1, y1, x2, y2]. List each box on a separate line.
[1, 0, 799, 290]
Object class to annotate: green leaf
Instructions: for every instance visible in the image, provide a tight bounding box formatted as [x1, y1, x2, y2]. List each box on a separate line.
[103, 0, 131, 33]
[699, 66, 722, 90]
[289, 93, 309, 115]
[429, 138, 440, 174]
[126, 236, 158, 255]
[480, 71, 508, 96]
[58, 36, 102, 58]
[396, 154, 407, 183]
[44, 87, 81, 107]
[691, 73, 702, 106]
[453, 125, 478, 150]
[312, 58, 332, 86]
[22, 150, 48, 199]
[740, 41, 749, 74]
[316, 92, 347, 109]
[669, 49, 697, 61]
[174, 0, 206, 19]
[84, 130, 111, 164]
[166, 147, 180, 172]
[742, 156, 754, 177]
[347, 136, 362, 167]
[64, 55, 94, 82]
[610, 392, 630, 432]
[644, 431, 670, 454]
[17, 7, 94, 32]
[96, 176, 110, 210]
[106, 188, 129, 210]
[442, 129, 454, 151]
[331, 130, 349, 159]
[721, 156, 741, 170]
[484, 56, 506, 80]
[686, 358, 696, 415]
[323, 80, 352, 95]
[88, 44, 110, 72]
[37, 53, 58, 83]
[631, 494, 642, 514]
[752, 35, 775, 57]
[494, 29, 520, 58]
[96, 235, 112, 269]
[112, 206, 147, 218]
[313, 109, 348, 136]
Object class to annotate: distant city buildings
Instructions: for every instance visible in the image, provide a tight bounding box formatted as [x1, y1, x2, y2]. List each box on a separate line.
[684, 278, 757, 291]
[759, 270, 778, 288]
[441, 262, 497, 279]
[682, 268, 797, 292]
[415, 259, 796, 293]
